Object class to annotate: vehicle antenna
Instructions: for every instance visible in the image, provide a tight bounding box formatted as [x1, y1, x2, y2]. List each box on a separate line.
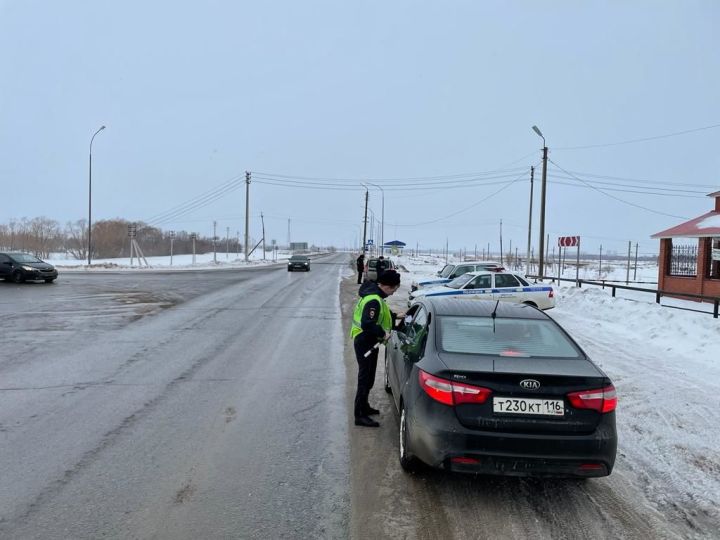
[491, 300, 500, 333]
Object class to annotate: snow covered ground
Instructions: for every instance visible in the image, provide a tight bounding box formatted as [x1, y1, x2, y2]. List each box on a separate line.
[47, 250, 297, 272]
[397, 253, 720, 532]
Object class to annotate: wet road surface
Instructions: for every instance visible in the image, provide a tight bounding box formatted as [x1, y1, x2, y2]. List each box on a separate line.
[0, 255, 349, 539]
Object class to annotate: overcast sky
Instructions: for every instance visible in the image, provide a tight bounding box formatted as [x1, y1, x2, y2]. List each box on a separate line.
[2, 1, 719, 255]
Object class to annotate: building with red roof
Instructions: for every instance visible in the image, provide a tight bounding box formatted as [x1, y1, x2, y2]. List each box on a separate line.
[651, 191, 720, 300]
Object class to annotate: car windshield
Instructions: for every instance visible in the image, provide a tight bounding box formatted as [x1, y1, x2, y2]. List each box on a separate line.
[289, 256, 308, 261]
[446, 273, 475, 289]
[11, 254, 43, 263]
[439, 265, 454, 278]
[438, 317, 581, 358]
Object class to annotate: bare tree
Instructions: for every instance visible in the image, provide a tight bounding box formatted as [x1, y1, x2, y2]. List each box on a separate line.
[65, 219, 88, 260]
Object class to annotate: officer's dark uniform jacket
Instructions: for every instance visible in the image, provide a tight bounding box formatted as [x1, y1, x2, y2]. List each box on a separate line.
[351, 281, 397, 349]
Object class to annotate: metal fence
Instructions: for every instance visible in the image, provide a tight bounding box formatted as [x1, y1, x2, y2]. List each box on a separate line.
[528, 275, 720, 319]
[669, 244, 698, 277]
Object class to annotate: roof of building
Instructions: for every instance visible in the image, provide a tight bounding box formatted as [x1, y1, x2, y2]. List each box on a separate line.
[383, 240, 406, 246]
[651, 210, 720, 239]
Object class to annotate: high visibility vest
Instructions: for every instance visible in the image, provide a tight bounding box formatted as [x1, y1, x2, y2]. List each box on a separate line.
[350, 294, 392, 340]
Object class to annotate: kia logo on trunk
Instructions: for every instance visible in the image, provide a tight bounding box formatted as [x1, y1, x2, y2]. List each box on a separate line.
[520, 379, 540, 390]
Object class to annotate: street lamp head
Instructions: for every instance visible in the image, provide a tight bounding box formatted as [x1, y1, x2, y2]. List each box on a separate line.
[99, 125, 106, 130]
[532, 125, 543, 138]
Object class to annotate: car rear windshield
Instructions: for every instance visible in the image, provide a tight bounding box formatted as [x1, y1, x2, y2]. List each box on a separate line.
[289, 256, 308, 261]
[438, 316, 582, 359]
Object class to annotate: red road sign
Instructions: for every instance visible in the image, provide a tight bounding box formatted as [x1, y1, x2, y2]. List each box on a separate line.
[558, 236, 580, 247]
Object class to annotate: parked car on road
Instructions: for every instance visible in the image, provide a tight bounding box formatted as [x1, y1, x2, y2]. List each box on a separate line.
[411, 261, 502, 292]
[287, 255, 311, 272]
[364, 257, 396, 282]
[384, 297, 618, 477]
[0, 252, 58, 283]
[409, 269, 555, 309]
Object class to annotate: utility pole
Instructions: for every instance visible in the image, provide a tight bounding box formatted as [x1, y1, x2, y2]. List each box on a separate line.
[169, 230, 175, 266]
[499, 219, 504, 265]
[362, 189, 369, 254]
[226, 227, 229, 259]
[633, 242, 639, 281]
[599, 244, 603, 279]
[532, 126, 549, 278]
[287, 218, 291, 248]
[626, 241, 632, 285]
[237, 230, 240, 257]
[244, 171, 251, 262]
[526, 166, 534, 275]
[213, 220, 217, 263]
[261, 212, 266, 261]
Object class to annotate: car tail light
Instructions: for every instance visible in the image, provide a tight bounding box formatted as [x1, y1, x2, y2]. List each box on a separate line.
[418, 370, 492, 406]
[451, 456, 480, 465]
[548, 289, 554, 298]
[567, 384, 617, 413]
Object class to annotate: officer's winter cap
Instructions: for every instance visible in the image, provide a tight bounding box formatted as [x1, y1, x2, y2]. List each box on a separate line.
[378, 269, 401, 286]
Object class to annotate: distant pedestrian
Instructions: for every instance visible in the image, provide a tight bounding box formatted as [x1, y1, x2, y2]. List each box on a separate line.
[350, 269, 401, 427]
[356, 253, 365, 284]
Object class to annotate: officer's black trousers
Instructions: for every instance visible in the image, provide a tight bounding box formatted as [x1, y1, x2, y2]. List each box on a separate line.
[353, 337, 378, 418]
[357, 271, 363, 284]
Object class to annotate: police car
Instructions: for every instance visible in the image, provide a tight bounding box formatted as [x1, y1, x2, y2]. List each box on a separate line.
[408, 268, 555, 310]
[410, 261, 502, 292]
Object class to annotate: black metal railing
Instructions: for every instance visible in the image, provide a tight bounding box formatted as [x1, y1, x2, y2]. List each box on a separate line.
[528, 275, 720, 319]
[669, 244, 698, 277]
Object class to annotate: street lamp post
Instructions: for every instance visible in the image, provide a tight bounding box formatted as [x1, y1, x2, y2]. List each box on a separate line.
[532, 125, 548, 278]
[364, 182, 384, 256]
[88, 125, 106, 265]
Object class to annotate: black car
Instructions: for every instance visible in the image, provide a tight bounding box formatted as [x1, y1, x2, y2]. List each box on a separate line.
[287, 255, 311, 272]
[0, 252, 58, 283]
[385, 297, 617, 477]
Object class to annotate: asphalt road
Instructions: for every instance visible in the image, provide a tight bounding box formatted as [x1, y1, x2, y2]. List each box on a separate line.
[0, 254, 349, 539]
[1, 254, 703, 540]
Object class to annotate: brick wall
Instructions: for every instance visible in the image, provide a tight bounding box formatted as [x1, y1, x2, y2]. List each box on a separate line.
[658, 238, 720, 301]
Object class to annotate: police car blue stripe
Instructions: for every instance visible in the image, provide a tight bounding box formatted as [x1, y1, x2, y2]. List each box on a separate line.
[424, 286, 552, 298]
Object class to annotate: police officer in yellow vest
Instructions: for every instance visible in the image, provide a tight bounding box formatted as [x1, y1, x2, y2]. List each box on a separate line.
[350, 269, 401, 427]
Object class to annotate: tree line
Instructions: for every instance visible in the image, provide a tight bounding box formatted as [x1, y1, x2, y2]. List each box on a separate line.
[0, 218, 225, 260]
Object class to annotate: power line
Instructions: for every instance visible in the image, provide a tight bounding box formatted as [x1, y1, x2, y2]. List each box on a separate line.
[546, 166, 718, 189]
[547, 178, 705, 198]
[254, 175, 527, 192]
[393, 167, 536, 227]
[555, 122, 720, 150]
[253, 166, 528, 184]
[146, 178, 244, 226]
[548, 159, 690, 220]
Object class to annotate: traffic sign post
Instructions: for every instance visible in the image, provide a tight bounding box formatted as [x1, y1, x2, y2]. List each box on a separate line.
[558, 236, 581, 286]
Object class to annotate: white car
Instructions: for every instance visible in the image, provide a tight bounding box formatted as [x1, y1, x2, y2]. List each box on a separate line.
[410, 261, 502, 292]
[408, 269, 555, 310]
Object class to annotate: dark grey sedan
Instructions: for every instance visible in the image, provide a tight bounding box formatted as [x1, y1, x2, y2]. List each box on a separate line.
[287, 255, 311, 272]
[0, 252, 58, 283]
[384, 297, 617, 477]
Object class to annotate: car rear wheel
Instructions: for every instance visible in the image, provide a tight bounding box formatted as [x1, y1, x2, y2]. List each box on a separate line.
[399, 404, 420, 473]
[384, 350, 392, 394]
[45, 278, 55, 283]
[523, 301, 538, 308]
[12, 271, 24, 284]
